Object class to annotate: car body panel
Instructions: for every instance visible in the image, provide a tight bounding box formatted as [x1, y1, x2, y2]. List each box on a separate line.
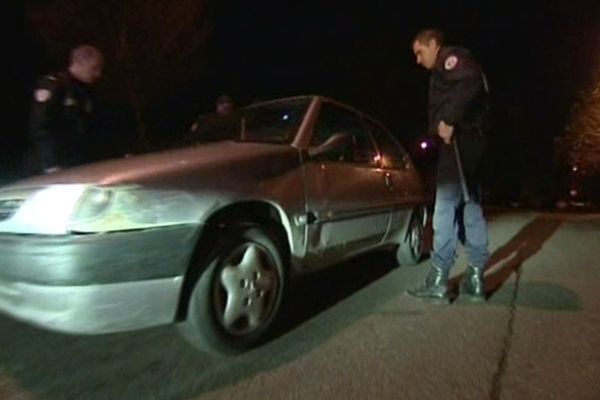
[302, 161, 392, 266]
[0, 276, 182, 334]
[0, 95, 425, 335]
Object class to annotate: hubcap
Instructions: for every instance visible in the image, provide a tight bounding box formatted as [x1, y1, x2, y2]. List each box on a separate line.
[410, 223, 423, 258]
[215, 243, 279, 336]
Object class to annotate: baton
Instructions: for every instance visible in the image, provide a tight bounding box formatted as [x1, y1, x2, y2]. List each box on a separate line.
[452, 137, 471, 203]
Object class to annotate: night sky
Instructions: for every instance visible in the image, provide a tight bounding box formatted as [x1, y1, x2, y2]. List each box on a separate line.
[4, 0, 600, 201]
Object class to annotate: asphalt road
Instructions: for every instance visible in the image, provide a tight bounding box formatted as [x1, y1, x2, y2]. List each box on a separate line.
[0, 210, 599, 400]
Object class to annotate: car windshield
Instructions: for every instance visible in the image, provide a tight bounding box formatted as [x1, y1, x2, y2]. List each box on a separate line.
[177, 98, 309, 147]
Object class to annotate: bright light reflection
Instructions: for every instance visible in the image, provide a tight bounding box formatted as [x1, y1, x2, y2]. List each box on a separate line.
[5, 185, 87, 235]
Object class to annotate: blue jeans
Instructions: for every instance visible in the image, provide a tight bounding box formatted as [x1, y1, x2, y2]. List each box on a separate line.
[432, 182, 489, 272]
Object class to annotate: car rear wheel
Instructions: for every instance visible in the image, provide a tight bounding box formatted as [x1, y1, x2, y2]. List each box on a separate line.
[178, 225, 287, 355]
[396, 207, 425, 266]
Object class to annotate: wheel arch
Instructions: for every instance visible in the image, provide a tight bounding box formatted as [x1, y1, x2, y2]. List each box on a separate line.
[175, 200, 292, 321]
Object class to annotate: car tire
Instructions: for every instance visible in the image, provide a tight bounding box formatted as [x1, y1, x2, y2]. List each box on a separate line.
[178, 225, 288, 355]
[396, 207, 425, 267]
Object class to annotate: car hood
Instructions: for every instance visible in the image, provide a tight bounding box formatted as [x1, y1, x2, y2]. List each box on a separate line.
[6, 141, 301, 188]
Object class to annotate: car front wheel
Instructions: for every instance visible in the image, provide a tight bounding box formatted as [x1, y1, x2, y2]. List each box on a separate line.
[178, 225, 287, 355]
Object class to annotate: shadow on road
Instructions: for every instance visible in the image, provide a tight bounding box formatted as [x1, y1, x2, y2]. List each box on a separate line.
[279, 251, 399, 330]
[0, 251, 413, 400]
[450, 214, 580, 310]
[488, 281, 581, 311]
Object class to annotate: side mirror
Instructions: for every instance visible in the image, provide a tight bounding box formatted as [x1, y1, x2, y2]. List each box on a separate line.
[308, 132, 352, 159]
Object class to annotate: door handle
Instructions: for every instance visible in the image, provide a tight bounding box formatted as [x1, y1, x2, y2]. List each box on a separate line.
[294, 211, 318, 226]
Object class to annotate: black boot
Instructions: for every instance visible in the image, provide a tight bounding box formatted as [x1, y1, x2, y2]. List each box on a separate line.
[459, 265, 485, 302]
[406, 266, 449, 303]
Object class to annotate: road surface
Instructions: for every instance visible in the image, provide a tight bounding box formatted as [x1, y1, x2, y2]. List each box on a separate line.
[0, 210, 599, 400]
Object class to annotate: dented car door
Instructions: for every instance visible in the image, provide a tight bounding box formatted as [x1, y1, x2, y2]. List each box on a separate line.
[301, 102, 393, 267]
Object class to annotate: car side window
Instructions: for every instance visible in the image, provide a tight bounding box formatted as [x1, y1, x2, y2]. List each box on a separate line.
[311, 103, 377, 166]
[366, 119, 409, 170]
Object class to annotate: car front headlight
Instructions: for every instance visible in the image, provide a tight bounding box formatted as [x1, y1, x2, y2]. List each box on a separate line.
[2, 184, 88, 234]
[70, 186, 115, 222]
[67, 185, 200, 233]
[0, 184, 199, 235]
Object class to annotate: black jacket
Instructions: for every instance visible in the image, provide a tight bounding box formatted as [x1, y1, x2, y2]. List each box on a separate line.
[428, 46, 488, 186]
[29, 72, 96, 171]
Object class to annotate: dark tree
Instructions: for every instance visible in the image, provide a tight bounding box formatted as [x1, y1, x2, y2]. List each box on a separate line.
[561, 64, 600, 203]
[27, 0, 212, 149]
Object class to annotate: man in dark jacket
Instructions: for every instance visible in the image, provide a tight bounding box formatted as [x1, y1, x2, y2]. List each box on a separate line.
[407, 29, 489, 303]
[29, 44, 104, 174]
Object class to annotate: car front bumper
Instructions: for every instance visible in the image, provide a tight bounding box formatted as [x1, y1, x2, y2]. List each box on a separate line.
[0, 224, 197, 334]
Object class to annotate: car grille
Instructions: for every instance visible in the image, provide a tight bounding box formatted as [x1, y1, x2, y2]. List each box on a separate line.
[0, 199, 24, 222]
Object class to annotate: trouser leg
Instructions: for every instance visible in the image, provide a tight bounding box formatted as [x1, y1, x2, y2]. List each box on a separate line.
[460, 198, 489, 301]
[406, 183, 461, 302]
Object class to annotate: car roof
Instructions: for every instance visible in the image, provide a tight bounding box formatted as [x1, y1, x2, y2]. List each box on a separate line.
[246, 95, 369, 117]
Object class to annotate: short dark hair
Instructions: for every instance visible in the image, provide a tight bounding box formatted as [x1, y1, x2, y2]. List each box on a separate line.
[70, 44, 103, 65]
[216, 94, 233, 105]
[413, 29, 445, 47]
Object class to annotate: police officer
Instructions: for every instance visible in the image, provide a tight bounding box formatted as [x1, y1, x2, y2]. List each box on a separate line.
[407, 29, 490, 303]
[190, 94, 235, 133]
[29, 44, 104, 173]
[214, 94, 235, 116]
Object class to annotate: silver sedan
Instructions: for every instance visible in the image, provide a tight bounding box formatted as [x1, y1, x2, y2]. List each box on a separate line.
[0, 96, 426, 355]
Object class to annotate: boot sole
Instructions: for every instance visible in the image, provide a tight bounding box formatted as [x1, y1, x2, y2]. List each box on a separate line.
[455, 294, 486, 304]
[427, 297, 451, 306]
[405, 290, 450, 305]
